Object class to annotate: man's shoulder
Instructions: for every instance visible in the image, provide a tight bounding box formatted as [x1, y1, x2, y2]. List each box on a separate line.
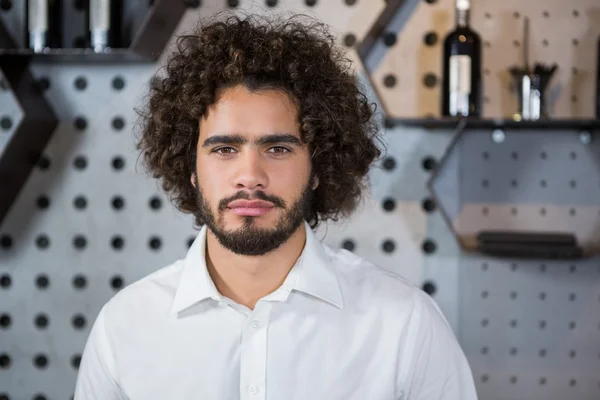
[322, 243, 425, 306]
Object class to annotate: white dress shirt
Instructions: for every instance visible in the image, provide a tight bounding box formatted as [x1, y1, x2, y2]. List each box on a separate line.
[74, 221, 478, 400]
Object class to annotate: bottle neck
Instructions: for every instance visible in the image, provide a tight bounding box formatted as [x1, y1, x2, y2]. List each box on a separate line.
[455, 0, 471, 28]
[456, 9, 470, 28]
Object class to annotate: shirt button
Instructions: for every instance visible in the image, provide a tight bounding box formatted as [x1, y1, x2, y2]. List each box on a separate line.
[251, 319, 261, 329]
[247, 384, 260, 395]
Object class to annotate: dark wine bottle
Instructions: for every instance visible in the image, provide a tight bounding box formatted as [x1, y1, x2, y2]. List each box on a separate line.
[441, 0, 482, 117]
[87, 0, 123, 52]
[25, 0, 62, 52]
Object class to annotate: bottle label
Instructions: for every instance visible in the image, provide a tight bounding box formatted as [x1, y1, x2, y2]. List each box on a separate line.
[449, 55, 472, 116]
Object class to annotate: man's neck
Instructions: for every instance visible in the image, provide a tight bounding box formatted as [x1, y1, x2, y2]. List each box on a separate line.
[205, 223, 307, 310]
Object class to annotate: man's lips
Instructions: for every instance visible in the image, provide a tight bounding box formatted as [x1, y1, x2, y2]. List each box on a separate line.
[227, 200, 274, 216]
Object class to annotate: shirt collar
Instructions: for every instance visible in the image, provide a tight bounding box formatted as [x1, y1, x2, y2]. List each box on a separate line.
[170, 220, 343, 316]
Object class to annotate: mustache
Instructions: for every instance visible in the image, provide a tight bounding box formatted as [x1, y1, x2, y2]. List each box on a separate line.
[218, 191, 286, 211]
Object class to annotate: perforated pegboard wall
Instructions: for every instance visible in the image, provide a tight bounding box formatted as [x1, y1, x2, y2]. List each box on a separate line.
[0, 1, 599, 400]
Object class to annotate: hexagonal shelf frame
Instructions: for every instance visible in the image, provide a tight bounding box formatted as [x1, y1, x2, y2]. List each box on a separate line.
[426, 120, 600, 260]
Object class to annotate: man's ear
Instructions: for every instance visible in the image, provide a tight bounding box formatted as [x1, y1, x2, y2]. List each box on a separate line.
[312, 175, 319, 190]
[190, 173, 196, 188]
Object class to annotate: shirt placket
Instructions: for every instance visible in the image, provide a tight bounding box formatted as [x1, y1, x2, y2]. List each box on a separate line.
[240, 300, 272, 400]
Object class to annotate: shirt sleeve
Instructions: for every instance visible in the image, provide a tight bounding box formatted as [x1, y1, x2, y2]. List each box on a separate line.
[73, 304, 126, 400]
[403, 291, 479, 400]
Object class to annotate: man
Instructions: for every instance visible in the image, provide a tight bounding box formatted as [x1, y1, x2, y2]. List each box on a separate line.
[74, 13, 478, 400]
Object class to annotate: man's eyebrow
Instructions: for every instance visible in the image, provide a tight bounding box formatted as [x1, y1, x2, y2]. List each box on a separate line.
[201, 133, 303, 148]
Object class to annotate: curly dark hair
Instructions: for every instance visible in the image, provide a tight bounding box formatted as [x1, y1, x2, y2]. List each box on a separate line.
[135, 12, 384, 229]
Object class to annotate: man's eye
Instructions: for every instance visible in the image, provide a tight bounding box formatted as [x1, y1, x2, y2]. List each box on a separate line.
[214, 147, 236, 154]
[268, 146, 290, 154]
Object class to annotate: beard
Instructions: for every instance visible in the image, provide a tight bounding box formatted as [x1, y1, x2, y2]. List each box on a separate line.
[193, 175, 315, 256]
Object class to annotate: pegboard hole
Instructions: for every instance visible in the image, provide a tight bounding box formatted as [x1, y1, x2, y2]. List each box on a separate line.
[421, 197, 436, 213]
[481, 374, 489, 383]
[483, 68, 490, 76]
[422, 281, 436, 295]
[539, 320, 546, 329]
[539, 349, 547, 357]
[112, 76, 126, 90]
[484, 41, 491, 48]
[0, 313, 11, 329]
[543, 10, 550, 18]
[382, 239, 396, 253]
[539, 292, 546, 300]
[111, 275, 124, 290]
[71, 354, 81, 369]
[149, 236, 162, 250]
[342, 239, 355, 252]
[37, 155, 51, 170]
[73, 235, 87, 250]
[510, 319, 518, 328]
[422, 73, 438, 88]
[569, 264, 576, 273]
[227, 0, 238, 8]
[35, 314, 49, 329]
[383, 74, 397, 88]
[73, 155, 88, 170]
[540, 180, 547, 188]
[513, 11, 520, 19]
[423, 31, 438, 46]
[344, 0, 357, 5]
[510, 207, 517, 216]
[484, 12, 491, 19]
[73, 275, 87, 289]
[540, 377, 547, 385]
[482, 179, 489, 188]
[305, 0, 317, 6]
[382, 156, 396, 171]
[0, 116, 13, 130]
[421, 156, 437, 171]
[421, 239, 437, 254]
[510, 347, 517, 355]
[481, 318, 489, 327]
[265, 0, 277, 7]
[542, 39, 549, 47]
[33, 395, 47, 400]
[571, 95, 577, 103]
[481, 346, 488, 354]
[569, 350, 576, 358]
[111, 196, 125, 210]
[111, 236, 124, 250]
[0, 274, 11, 288]
[510, 291, 517, 299]
[511, 179, 518, 188]
[36, 235, 50, 249]
[512, 40, 519, 48]
[572, 39, 579, 46]
[73, 195, 87, 210]
[72, 314, 86, 329]
[570, 379, 576, 386]
[572, 9, 579, 17]
[569, 208, 576, 217]
[343, 33, 356, 47]
[0, 353, 11, 368]
[34, 354, 48, 369]
[481, 207, 488, 216]
[0, 0, 11, 11]
[112, 156, 125, 171]
[570, 180, 577, 188]
[0, 234, 12, 250]
[74, 116, 87, 131]
[112, 116, 125, 131]
[36, 195, 50, 210]
[423, 0, 437, 3]
[382, 32, 397, 47]
[382, 198, 396, 212]
[74, 76, 87, 91]
[510, 376, 517, 384]
[540, 151, 547, 160]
